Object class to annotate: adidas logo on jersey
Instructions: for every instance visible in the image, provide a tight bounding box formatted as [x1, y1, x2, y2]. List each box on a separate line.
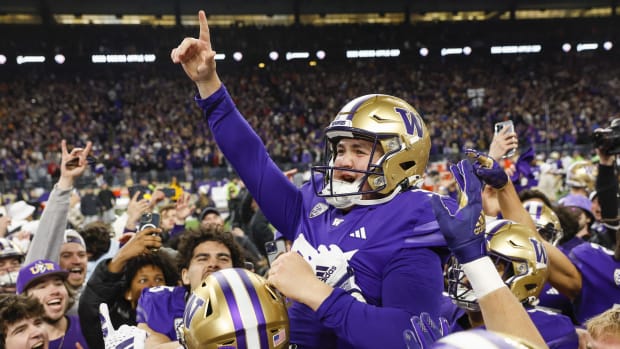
[349, 227, 367, 240]
[315, 265, 337, 282]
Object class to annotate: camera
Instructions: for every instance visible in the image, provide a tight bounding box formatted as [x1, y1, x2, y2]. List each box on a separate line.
[592, 118, 620, 155]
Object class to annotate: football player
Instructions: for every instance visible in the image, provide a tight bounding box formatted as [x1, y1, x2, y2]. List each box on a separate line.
[136, 226, 245, 347]
[172, 10, 456, 348]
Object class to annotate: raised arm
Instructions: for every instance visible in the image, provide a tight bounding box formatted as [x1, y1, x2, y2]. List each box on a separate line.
[466, 149, 582, 300]
[170, 10, 221, 98]
[25, 140, 92, 264]
[431, 159, 547, 348]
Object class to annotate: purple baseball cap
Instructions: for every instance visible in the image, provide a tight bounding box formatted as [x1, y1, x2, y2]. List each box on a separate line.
[559, 194, 594, 221]
[16, 259, 68, 294]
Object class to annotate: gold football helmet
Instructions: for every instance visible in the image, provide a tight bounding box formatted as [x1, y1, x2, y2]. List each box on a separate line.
[182, 268, 289, 349]
[565, 160, 597, 192]
[523, 201, 563, 246]
[447, 220, 549, 311]
[311, 94, 430, 208]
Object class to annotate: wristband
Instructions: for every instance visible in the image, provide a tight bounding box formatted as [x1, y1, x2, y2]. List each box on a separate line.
[462, 257, 505, 299]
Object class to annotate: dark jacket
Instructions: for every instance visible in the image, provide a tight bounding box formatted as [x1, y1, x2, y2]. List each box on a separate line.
[78, 259, 135, 349]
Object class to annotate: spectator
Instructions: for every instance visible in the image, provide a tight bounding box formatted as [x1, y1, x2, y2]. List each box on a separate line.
[0, 294, 48, 349]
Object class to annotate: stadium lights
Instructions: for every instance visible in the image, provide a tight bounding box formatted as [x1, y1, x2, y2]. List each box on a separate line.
[233, 52, 243, 62]
[345, 49, 400, 59]
[490, 45, 542, 54]
[576, 43, 598, 52]
[91, 54, 156, 63]
[286, 51, 310, 60]
[215, 53, 226, 60]
[16, 55, 46, 64]
[54, 54, 66, 64]
[440, 47, 472, 56]
[603, 41, 613, 51]
[562, 43, 572, 52]
[0, 55, 6, 65]
[316, 50, 326, 60]
[419, 47, 429, 57]
[269, 51, 279, 61]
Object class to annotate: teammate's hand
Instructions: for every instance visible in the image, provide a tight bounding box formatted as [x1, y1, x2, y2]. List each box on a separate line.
[403, 313, 450, 349]
[431, 159, 486, 264]
[465, 149, 508, 190]
[100, 303, 147, 349]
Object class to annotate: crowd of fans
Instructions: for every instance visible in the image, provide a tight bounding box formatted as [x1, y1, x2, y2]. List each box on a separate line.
[1, 51, 619, 195]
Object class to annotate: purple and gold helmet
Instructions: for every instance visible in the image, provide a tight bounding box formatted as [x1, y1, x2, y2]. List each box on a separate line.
[182, 268, 289, 349]
[311, 94, 430, 208]
[447, 220, 549, 311]
[523, 201, 563, 246]
[565, 160, 597, 192]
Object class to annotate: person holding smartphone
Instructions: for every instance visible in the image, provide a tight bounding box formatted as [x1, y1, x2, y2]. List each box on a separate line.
[490, 120, 519, 162]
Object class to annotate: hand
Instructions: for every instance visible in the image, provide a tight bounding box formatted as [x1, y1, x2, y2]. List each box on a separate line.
[465, 149, 508, 190]
[125, 191, 150, 230]
[171, 10, 221, 97]
[403, 313, 450, 349]
[0, 215, 10, 237]
[175, 192, 193, 222]
[488, 125, 518, 161]
[431, 159, 487, 264]
[267, 251, 333, 310]
[58, 140, 93, 189]
[100, 303, 146, 349]
[109, 228, 162, 273]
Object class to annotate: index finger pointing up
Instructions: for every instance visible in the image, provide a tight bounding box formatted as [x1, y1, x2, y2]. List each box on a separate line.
[198, 10, 210, 43]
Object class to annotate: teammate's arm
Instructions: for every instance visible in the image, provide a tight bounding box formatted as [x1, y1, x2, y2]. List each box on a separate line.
[431, 159, 547, 348]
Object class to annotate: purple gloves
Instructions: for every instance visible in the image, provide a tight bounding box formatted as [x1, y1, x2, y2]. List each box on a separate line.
[465, 148, 508, 190]
[431, 159, 487, 264]
[403, 312, 450, 349]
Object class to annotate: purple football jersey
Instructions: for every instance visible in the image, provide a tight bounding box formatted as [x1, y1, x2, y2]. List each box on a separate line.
[569, 242, 620, 324]
[526, 308, 578, 349]
[136, 286, 186, 341]
[537, 283, 575, 320]
[197, 86, 452, 349]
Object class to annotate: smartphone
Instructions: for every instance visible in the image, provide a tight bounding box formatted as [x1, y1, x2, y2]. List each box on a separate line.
[161, 187, 176, 198]
[138, 212, 160, 231]
[128, 185, 150, 201]
[494, 120, 516, 158]
[139, 212, 161, 252]
[265, 240, 287, 266]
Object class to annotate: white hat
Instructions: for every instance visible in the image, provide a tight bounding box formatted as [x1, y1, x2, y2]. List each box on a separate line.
[8, 201, 35, 221]
[21, 220, 40, 235]
[64, 229, 86, 247]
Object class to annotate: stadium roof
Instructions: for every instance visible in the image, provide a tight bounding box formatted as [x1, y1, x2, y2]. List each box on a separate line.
[0, 0, 616, 26]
